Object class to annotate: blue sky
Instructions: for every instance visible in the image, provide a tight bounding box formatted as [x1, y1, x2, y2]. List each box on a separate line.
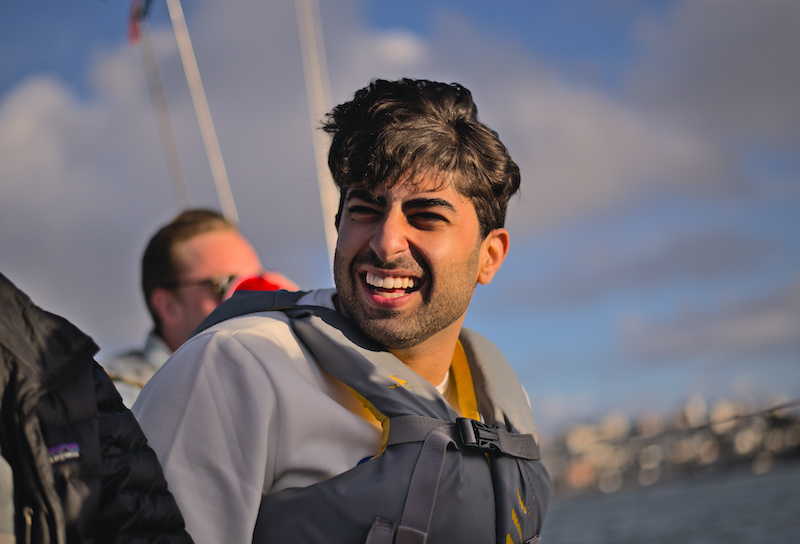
[1, 0, 798, 435]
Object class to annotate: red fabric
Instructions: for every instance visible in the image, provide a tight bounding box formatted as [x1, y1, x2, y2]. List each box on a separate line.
[225, 272, 300, 299]
[234, 276, 283, 293]
[128, 0, 143, 44]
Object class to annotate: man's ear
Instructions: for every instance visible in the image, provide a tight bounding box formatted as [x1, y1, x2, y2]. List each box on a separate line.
[150, 287, 182, 329]
[477, 228, 510, 285]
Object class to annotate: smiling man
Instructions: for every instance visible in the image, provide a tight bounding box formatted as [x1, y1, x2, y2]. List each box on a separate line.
[133, 79, 550, 544]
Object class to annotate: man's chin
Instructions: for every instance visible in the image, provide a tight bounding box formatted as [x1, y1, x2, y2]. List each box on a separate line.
[352, 314, 427, 350]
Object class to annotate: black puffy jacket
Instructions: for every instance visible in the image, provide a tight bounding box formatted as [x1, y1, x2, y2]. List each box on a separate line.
[0, 271, 194, 544]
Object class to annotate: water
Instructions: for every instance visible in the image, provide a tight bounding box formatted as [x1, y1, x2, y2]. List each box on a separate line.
[540, 461, 800, 544]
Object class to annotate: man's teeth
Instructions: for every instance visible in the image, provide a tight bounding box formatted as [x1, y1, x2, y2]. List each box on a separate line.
[366, 272, 416, 290]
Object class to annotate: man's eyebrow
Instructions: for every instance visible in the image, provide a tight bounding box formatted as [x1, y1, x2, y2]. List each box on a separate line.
[345, 191, 456, 212]
[346, 189, 384, 206]
[403, 197, 456, 212]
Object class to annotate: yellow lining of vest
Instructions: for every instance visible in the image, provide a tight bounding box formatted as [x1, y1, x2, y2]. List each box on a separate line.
[345, 385, 391, 456]
[348, 339, 481, 459]
[450, 340, 480, 421]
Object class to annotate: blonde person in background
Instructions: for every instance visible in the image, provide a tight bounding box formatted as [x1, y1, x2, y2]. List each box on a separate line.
[103, 209, 297, 406]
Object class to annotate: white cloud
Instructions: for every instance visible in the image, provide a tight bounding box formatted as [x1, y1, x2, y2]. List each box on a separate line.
[506, 230, 772, 307]
[632, 0, 800, 145]
[498, 79, 722, 232]
[1, 77, 98, 196]
[0, 46, 179, 348]
[619, 279, 800, 362]
[371, 31, 428, 67]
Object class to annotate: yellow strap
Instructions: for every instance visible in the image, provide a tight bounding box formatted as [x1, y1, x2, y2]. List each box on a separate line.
[451, 339, 480, 421]
[345, 385, 390, 455]
[349, 339, 481, 457]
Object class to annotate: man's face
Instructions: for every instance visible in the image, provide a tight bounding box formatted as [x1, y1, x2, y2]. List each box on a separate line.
[333, 176, 489, 350]
[169, 229, 262, 347]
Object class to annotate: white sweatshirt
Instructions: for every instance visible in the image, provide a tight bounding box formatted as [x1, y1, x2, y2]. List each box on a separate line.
[132, 289, 382, 544]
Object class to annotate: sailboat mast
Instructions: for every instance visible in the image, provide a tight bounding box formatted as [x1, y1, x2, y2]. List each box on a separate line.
[164, 0, 239, 224]
[137, 18, 191, 210]
[295, 0, 338, 272]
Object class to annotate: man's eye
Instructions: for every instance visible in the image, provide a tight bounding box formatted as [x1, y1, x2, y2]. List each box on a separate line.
[347, 205, 381, 218]
[410, 212, 447, 226]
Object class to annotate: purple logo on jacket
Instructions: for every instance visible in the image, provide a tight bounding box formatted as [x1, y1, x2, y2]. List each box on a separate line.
[47, 443, 80, 464]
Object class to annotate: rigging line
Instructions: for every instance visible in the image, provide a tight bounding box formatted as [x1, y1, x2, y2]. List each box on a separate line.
[600, 397, 800, 446]
[139, 19, 191, 209]
[681, 397, 800, 434]
[164, 0, 239, 224]
[714, 397, 800, 424]
[295, 0, 338, 276]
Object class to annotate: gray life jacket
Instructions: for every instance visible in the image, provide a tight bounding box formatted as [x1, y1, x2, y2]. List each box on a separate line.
[195, 290, 550, 544]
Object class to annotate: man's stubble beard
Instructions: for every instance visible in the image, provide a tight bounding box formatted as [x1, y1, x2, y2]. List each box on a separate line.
[332, 245, 480, 350]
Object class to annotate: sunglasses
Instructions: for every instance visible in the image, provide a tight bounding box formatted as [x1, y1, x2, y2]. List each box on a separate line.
[168, 271, 295, 301]
[168, 275, 238, 300]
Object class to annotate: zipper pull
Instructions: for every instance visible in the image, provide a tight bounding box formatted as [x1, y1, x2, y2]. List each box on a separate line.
[23, 506, 33, 544]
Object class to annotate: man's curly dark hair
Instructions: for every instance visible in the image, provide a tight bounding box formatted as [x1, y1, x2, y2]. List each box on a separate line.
[323, 78, 520, 238]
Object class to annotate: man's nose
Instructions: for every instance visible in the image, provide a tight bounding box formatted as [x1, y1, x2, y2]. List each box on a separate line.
[369, 213, 409, 261]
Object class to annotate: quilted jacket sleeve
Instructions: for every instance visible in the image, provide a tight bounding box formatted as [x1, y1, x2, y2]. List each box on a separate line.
[92, 362, 195, 544]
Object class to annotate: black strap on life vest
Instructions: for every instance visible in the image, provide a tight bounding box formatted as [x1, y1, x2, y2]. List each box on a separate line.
[387, 414, 540, 459]
[365, 414, 541, 543]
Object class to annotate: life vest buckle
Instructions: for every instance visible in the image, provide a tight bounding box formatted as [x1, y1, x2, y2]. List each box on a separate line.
[457, 417, 501, 454]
